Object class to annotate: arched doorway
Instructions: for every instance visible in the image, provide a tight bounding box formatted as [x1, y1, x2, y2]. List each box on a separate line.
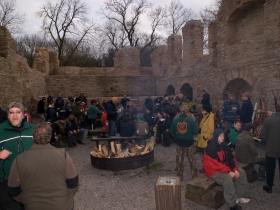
[223, 78, 252, 104]
[180, 83, 193, 100]
[166, 85, 175, 95]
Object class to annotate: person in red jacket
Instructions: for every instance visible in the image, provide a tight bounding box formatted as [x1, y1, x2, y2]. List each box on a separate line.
[202, 128, 250, 210]
[101, 112, 109, 130]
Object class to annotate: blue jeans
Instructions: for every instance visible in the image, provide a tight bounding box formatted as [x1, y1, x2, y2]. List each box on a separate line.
[108, 120, 116, 137]
[69, 129, 84, 143]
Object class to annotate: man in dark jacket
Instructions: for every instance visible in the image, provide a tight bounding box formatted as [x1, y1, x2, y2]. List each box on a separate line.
[221, 94, 240, 131]
[66, 112, 85, 145]
[37, 97, 46, 122]
[8, 123, 78, 210]
[170, 105, 198, 181]
[161, 95, 171, 112]
[260, 104, 280, 193]
[145, 96, 153, 111]
[121, 94, 130, 111]
[0, 102, 34, 210]
[201, 90, 211, 107]
[232, 92, 253, 126]
[154, 96, 162, 113]
[118, 112, 136, 138]
[106, 97, 121, 137]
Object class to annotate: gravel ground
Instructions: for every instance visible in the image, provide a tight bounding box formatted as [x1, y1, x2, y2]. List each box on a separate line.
[33, 118, 280, 210]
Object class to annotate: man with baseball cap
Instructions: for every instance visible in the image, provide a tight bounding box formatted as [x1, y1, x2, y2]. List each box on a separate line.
[0, 102, 34, 209]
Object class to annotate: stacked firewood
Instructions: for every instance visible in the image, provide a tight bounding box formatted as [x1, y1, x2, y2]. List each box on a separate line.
[253, 97, 268, 138]
[90, 136, 155, 158]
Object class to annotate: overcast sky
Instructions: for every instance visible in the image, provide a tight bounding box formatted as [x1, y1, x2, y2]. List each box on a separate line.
[17, 0, 214, 35]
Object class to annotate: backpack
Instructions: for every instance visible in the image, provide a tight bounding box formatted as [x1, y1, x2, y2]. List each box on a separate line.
[136, 120, 149, 136]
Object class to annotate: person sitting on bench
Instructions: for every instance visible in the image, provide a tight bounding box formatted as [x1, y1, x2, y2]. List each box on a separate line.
[202, 128, 250, 210]
[118, 112, 136, 143]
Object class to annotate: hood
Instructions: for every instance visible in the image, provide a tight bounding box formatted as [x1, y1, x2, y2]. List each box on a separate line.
[211, 128, 224, 147]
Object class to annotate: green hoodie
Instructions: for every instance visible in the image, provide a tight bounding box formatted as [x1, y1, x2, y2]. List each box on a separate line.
[170, 114, 198, 141]
[0, 120, 34, 180]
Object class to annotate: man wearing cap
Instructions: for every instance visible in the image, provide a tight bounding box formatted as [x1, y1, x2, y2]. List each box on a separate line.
[54, 116, 73, 148]
[79, 93, 87, 106]
[121, 94, 130, 111]
[144, 96, 153, 112]
[37, 97, 46, 122]
[0, 102, 34, 209]
[221, 94, 240, 131]
[71, 98, 83, 122]
[106, 97, 121, 137]
[232, 92, 253, 127]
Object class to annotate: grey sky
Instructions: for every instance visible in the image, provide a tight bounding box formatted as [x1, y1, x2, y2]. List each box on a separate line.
[17, 0, 214, 35]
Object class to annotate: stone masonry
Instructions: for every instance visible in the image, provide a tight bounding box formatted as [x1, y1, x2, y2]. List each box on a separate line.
[0, 0, 280, 115]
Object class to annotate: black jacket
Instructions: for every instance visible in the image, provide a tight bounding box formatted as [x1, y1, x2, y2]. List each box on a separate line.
[118, 115, 136, 137]
[144, 113, 154, 128]
[145, 98, 153, 111]
[106, 100, 118, 121]
[37, 100, 45, 114]
[0, 108, 7, 124]
[201, 93, 210, 106]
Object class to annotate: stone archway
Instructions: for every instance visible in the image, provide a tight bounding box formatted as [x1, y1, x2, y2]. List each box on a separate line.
[166, 85, 175, 95]
[180, 83, 193, 100]
[223, 78, 252, 104]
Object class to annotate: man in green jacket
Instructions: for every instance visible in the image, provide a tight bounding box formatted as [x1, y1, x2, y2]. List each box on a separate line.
[170, 105, 198, 181]
[0, 102, 34, 210]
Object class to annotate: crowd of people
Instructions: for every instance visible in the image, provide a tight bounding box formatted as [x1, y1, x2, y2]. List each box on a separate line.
[0, 89, 278, 210]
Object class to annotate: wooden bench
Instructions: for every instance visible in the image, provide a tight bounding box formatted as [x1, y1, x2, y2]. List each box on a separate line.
[185, 162, 257, 209]
[88, 130, 109, 136]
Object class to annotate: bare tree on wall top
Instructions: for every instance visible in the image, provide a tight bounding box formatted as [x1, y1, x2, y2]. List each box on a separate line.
[164, 0, 195, 35]
[0, 0, 25, 34]
[36, 0, 95, 66]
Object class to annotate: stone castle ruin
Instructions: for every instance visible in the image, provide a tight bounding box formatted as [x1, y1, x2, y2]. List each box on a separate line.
[0, 0, 280, 114]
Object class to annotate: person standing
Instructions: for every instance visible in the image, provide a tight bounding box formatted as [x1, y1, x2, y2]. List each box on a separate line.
[79, 93, 87, 106]
[87, 100, 103, 137]
[170, 105, 198, 181]
[202, 129, 250, 210]
[8, 123, 78, 210]
[106, 97, 121, 137]
[260, 104, 280, 193]
[221, 94, 240, 131]
[37, 97, 46, 122]
[121, 94, 130, 111]
[144, 96, 153, 112]
[71, 98, 83, 123]
[232, 92, 253, 127]
[200, 90, 211, 107]
[0, 102, 34, 210]
[196, 105, 214, 150]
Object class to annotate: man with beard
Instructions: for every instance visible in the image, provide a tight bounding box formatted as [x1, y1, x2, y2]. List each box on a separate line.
[0, 102, 34, 209]
[221, 94, 240, 131]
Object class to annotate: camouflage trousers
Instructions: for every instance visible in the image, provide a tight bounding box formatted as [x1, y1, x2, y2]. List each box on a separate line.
[176, 145, 198, 181]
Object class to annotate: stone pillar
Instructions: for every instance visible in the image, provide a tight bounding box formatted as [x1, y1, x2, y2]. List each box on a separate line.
[33, 47, 50, 74]
[182, 20, 203, 67]
[208, 21, 218, 68]
[49, 50, 59, 75]
[150, 46, 168, 76]
[167, 35, 182, 73]
[114, 47, 140, 76]
[0, 26, 16, 58]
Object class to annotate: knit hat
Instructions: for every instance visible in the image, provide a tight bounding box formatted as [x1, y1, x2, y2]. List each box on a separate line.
[112, 97, 118, 102]
[91, 99, 96, 104]
[8, 102, 24, 113]
[139, 116, 145, 121]
[59, 116, 66, 120]
[202, 105, 212, 113]
[75, 98, 81, 102]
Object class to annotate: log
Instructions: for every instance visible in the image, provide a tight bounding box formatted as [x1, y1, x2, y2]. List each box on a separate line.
[186, 174, 217, 196]
[102, 145, 109, 157]
[115, 143, 122, 154]
[110, 141, 116, 154]
[185, 188, 225, 209]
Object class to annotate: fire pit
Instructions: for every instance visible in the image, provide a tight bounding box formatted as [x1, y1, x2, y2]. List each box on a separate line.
[90, 137, 155, 172]
[90, 149, 154, 172]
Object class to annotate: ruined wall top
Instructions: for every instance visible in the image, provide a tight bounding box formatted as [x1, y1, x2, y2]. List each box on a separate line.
[0, 27, 16, 58]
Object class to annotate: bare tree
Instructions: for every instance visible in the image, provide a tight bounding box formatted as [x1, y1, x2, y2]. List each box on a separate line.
[100, 0, 152, 47]
[16, 34, 51, 67]
[164, 0, 195, 35]
[200, 0, 222, 52]
[0, 0, 25, 34]
[36, 0, 95, 66]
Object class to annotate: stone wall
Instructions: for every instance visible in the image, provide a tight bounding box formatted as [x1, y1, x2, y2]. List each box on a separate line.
[153, 0, 280, 111]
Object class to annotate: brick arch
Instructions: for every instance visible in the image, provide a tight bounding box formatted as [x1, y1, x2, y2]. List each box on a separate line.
[180, 83, 193, 101]
[166, 85, 175, 96]
[223, 78, 252, 104]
